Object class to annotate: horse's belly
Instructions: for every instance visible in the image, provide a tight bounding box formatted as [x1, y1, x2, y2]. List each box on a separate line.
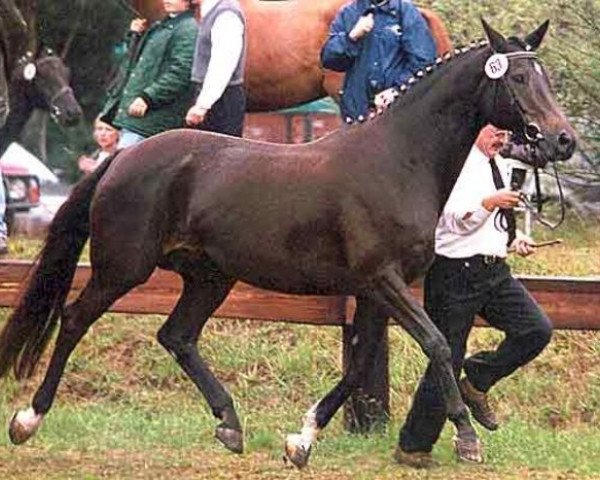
[204, 243, 357, 295]
[237, 269, 357, 296]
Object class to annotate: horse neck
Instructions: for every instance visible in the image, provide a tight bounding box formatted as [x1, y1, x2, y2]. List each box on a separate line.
[369, 48, 490, 208]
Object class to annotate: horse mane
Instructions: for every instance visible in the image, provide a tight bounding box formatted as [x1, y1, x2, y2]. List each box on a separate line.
[357, 39, 491, 124]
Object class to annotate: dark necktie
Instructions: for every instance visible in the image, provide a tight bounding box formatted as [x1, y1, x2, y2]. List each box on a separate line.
[489, 157, 517, 246]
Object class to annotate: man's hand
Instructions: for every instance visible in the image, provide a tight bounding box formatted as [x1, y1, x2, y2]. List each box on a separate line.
[128, 97, 149, 117]
[349, 13, 374, 41]
[130, 18, 148, 34]
[374, 88, 398, 112]
[482, 188, 521, 211]
[510, 232, 536, 257]
[186, 105, 209, 127]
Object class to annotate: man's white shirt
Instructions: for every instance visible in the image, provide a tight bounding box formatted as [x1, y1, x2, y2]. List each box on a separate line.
[195, 0, 244, 110]
[435, 145, 512, 258]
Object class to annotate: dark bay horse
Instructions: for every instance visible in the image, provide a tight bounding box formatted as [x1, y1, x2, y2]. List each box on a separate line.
[0, 47, 83, 154]
[0, 20, 575, 467]
[130, 0, 452, 111]
[0, 0, 82, 153]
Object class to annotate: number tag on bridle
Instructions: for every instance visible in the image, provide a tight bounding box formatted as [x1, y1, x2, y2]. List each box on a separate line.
[485, 54, 509, 79]
[23, 63, 37, 81]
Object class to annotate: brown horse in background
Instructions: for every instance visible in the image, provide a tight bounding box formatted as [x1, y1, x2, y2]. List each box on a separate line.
[130, 0, 452, 111]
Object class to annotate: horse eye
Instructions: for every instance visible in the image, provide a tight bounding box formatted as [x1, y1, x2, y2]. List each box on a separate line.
[511, 74, 526, 84]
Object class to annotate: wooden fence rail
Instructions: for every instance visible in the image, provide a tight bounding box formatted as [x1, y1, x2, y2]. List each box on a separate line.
[1, 260, 599, 328]
[1, 259, 599, 431]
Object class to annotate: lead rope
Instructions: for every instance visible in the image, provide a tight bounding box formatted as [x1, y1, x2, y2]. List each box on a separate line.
[521, 162, 566, 230]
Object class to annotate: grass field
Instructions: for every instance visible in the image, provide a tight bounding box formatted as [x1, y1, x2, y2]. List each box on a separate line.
[0, 217, 599, 479]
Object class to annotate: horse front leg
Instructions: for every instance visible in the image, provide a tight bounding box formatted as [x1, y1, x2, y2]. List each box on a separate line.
[371, 264, 481, 463]
[284, 296, 388, 469]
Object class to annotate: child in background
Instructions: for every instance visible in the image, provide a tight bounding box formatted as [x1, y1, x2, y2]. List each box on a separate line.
[78, 118, 119, 175]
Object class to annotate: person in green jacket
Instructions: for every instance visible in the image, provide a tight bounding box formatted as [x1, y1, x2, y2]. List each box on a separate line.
[100, 0, 198, 148]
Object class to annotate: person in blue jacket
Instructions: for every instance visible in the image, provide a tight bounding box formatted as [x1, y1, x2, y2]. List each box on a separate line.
[321, 0, 436, 123]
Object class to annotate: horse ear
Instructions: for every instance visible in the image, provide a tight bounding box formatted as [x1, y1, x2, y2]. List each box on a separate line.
[524, 20, 550, 51]
[481, 18, 508, 53]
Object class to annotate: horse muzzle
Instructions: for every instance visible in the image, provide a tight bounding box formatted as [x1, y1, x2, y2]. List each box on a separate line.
[53, 101, 82, 127]
[535, 128, 577, 165]
[50, 86, 83, 127]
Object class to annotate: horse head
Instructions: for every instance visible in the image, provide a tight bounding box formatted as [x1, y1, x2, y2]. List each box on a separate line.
[478, 19, 576, 166]
[13, 46, 83, 127]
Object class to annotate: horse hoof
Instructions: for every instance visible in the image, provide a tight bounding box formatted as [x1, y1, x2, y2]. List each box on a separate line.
[215, 425, 243, 454]
[453, 435, 483, 463]
[284, 433, 312, 469]
[8, 408, 43, 445]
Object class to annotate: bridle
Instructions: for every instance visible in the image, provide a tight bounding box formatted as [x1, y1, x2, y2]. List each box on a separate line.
[47, 85, 75, 120]
[487, 49, 566, 230]
[15, 53, 74, 121]
[487, 50, 544, 143]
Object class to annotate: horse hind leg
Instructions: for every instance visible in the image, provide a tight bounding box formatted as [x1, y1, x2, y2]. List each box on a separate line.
[371, 264, 481, 463]
[156, 256, 241, 453]
[284, 296, 387, 469]
[8, 275, 134, 445]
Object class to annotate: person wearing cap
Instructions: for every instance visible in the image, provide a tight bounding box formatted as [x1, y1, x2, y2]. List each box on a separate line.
[320, 0, 436, 124]
[100, 0, 197, 148]
[185, 0, 247, 137]
[395, 125, 553, 468]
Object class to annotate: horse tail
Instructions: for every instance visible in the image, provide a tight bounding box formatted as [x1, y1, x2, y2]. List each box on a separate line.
[0, 153, 117, 380]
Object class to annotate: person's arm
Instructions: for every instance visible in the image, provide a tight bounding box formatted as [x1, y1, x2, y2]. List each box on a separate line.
[441, 147, 519, 235]
[442, 180, 495, 236]
[320, 8, 365, 73]
[194, 12, 244, 111]
[140, 20, 197, 108]
[393, 2, 437, 86]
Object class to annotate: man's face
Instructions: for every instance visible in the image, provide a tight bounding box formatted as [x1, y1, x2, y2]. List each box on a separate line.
[476, 125, 508, 158]
[163, 0, 189, 14]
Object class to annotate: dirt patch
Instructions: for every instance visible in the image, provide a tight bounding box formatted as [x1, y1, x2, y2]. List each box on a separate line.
[0, 447, 593, 480]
